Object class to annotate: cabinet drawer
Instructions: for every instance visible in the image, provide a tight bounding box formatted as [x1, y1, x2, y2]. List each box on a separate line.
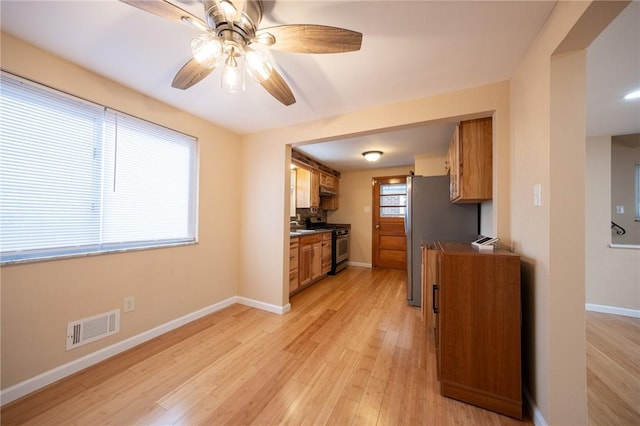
[322, 232, 332, 241]
[289, 270, 299, 293]
[290, 250, 299, 271]
[300, 234, 322, 244]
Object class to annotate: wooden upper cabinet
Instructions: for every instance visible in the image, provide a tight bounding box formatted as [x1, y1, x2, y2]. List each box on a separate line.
[320, 195, 339, 211]
[310, 170, 320, 208]
[319, 172, 339, 210]
[319, 173, 339, 192]
[449, 117, 492, 203]
[296, 167, 320, 209]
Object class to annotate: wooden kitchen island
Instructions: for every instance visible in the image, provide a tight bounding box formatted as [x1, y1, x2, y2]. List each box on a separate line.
[421, 241, 522, 419]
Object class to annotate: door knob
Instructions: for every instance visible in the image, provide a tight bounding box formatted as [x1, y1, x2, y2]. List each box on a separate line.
[375, 224, 380, 229]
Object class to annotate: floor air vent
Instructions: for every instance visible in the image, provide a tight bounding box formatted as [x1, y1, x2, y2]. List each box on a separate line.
[66, 309, 120, 351]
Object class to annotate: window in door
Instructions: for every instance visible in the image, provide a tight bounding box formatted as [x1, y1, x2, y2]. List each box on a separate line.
[373, 176, 408, 270]
[379, 183, 407, 217]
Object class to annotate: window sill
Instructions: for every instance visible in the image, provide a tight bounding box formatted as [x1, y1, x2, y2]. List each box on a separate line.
[1, 241, 198, 266]
[608, 243, 640, 250]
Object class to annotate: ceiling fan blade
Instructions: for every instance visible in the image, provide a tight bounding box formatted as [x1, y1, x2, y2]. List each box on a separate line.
[255, 25, 362, 54]
[171, 59, 215, 90]
[259, 69, 296, 106]
[119, 0, 207, 29]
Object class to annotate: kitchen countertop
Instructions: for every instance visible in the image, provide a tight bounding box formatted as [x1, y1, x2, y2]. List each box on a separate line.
[290, 229, 332, 237]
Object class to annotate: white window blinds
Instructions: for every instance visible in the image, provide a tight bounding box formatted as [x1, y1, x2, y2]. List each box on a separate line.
[101, 111, 196, 247]
[0, 72, 197, 263]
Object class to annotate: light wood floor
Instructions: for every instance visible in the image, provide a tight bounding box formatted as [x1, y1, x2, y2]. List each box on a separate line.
[587, 311, 640, 426]
[3, 267, 530, 425]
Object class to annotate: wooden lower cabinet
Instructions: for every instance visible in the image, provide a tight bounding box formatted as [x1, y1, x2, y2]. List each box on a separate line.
[294, 232, 329, 294]
[289, 237, 299, 294]
[321, 232, 332, 274]
[425, 241, 522, 419]
[299, 243, 313, 287]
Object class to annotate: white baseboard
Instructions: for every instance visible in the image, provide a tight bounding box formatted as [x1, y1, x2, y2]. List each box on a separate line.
[524, 388, 548, 426]
[0, 296, 290, 406]
[348, 261, 372, 268]
[235, 296, 291, 315]
[586, 303, 640, 318]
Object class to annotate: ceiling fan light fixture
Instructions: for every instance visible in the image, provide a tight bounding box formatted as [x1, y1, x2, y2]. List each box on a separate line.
[191, 34, 223, 69]
[252, 31, 276, 46]
[221, 51, 245, 92]
[219, 1, 237, 23]
[245, 49, 273, 82]
[362, 151, 383, 162]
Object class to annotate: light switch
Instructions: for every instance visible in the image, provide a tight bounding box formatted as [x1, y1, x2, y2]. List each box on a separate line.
[533, 184, 542, 207]
[616, 205, 624, 214]
[364, 206, 371, 213]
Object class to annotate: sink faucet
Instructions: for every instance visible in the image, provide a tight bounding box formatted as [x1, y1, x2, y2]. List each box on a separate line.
[290, 220, 299, 226]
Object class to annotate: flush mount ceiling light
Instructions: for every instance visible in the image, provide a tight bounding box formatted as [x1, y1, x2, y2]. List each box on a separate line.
[120, 0, 363, 106]
[362, 151, 383, 162]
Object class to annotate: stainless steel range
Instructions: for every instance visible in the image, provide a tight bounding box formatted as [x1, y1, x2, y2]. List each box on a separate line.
[305, 217, 350, 275]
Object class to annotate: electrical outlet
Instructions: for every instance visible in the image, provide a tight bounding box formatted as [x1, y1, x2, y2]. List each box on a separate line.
[124, 296, 135, 313]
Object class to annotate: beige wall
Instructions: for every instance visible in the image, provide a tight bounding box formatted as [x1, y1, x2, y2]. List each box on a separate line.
[326, 166, 412, 266]
[414, 154, 447, 176]
[0, 33, 242, 388]
[241, 80, 512, 310]
[510, 1, 629, 424]
[586, 136, 640, 310]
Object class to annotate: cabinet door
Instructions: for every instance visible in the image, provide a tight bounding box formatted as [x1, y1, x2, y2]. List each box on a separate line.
[299, 244, 312, 286]
[438, 251, 522, 419]
[296, 168, 320, 209]
[449, 126, 460, 201]
[321, 239, 332, 274]
[320, 173, 339, 192]
[421, 246, 438, 329]
[320, 195, 339, 210]
[310, 170, 320, 208]
[296, 168, 311, 208]
[434, 254, 441, 381]
[450, 117, 492, 203]
[311, 241, 322, 279]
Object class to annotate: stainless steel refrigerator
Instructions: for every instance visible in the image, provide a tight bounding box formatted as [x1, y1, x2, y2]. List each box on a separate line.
[404, 175, 479, 306]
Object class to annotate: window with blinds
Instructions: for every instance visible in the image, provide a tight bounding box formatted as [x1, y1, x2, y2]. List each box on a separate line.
[0, 72, 197, 263]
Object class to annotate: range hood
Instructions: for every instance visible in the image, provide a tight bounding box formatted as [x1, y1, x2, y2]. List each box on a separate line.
[319, 185, 338, 196]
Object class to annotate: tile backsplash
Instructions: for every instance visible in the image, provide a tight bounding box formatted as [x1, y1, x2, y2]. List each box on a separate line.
[293, 208, 327, 225]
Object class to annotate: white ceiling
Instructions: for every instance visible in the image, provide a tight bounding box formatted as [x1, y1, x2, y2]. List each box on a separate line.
[1, 1, 637, 172]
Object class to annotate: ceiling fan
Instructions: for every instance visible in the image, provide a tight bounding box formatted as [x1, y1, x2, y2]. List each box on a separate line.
[120, 0, 363, 106]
